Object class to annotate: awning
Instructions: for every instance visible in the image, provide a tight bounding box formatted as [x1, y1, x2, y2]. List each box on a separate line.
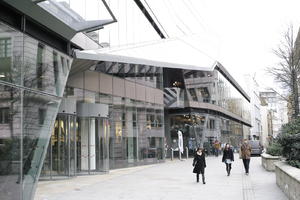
[75, 35, 218, 71]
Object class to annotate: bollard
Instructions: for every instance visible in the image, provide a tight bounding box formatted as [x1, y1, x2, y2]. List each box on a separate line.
[171, 149, 174, 161]
[186, 147, 189, 159]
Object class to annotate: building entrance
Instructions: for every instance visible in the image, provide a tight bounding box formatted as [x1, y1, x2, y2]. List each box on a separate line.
[41, 115, 109, 179]
[77, 117, 109, 174]
[41, 114, 76, 179]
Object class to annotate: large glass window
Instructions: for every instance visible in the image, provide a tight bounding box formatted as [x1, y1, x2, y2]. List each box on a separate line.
[23, 35, 72, 96]
[0, 20, 72, 200]
[22, 91, 60, 200]
[0, 85, 21, 200]
[182, 69, 250, 122]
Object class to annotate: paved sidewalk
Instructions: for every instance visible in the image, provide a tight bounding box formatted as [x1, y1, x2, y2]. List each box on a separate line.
[35, 155, 287, 200]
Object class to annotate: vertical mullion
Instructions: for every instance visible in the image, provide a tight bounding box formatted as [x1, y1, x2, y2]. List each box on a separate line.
[50, 135, 52, 180]
[74, 116, 77, 176]
[68, 115, 71, 177]
[58, 118, 61, 175]
[88, 118, 90, 174]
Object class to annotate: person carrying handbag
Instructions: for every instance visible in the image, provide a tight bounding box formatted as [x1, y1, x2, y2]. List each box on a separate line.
[222, 143, 234, 176]
[192, 147, 206, 184]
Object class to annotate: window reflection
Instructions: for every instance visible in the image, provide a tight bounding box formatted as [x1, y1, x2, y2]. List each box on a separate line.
[183, 69, 250, 121]
[0, 107, 10, 124]
[0, 37, 12, 82]
[0, 21, 72, 200]
[0, 37, 11, 58]
[36, 43, 45, 90]
[91, 62, 163, 90]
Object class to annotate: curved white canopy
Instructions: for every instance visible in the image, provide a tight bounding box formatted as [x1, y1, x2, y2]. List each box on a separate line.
[76, 35, 218, 71]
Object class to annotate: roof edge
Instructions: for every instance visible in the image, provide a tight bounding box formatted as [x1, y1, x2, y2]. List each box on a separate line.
[215, 62, 251, 102]
[75, 49, 213, 71]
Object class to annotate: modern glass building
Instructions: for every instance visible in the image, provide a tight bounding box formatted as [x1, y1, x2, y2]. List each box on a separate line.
[163, 66, 251, 156]
[0, 1, 251, 200]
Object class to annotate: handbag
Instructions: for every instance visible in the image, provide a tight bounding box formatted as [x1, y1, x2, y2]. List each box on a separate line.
[225, 159, 232, 164]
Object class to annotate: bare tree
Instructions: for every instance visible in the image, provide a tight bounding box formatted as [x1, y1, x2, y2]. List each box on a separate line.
[268, 24, 300, 119]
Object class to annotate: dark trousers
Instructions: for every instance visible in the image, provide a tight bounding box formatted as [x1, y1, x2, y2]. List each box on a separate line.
[196, 173, 205, 183]
[225, 163, 232, 174]
[214, 148, 219, 157]
[242, 159, 250, 173]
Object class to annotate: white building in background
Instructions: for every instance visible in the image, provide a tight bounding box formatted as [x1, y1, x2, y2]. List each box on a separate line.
[260, 105, 272, 147]
[244, 74, 262, 141]
[260, 90, 288, 138]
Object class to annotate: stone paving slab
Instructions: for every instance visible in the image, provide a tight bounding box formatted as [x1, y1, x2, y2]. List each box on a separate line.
[35, 155, 287, 200]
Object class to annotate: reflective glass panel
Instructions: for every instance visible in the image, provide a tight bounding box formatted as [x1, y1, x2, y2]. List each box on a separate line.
[0, 22, 23, 86]
[23, 35, 72, 96]
[22, 91, 60, 200]
[0, 85, 21, 200]
[38, 0, 115, 32]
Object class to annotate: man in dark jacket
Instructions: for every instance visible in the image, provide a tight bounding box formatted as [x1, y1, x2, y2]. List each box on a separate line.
[192, 148, 206, 184]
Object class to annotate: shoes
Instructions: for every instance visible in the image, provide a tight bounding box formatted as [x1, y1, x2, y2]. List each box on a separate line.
[245, 172, 249, 175]
[203, 182, 206, 184]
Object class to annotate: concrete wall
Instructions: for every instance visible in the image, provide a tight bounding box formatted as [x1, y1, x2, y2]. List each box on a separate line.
[275, 161, 300, 200]
[261, 153, 280, 172]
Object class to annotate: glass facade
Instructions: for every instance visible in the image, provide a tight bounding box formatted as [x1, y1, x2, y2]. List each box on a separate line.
[183, 69, 250, 121]
[82, 65, 164, 169]
[164, 68, 251, 156]
[40, 61, 164, 179]
[0, 21, 72, 200]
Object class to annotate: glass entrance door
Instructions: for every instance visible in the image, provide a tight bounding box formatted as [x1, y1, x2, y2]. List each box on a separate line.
[41, 114, 76, 179]
[77, 117, 109, 174]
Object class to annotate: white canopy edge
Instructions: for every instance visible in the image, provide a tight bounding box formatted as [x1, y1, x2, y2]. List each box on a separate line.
[75, 49, 217, 72]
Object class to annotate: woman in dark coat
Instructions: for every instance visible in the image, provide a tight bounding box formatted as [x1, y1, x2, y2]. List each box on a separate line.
[192, 148, 206, 184]
[222, 143, 234, 176]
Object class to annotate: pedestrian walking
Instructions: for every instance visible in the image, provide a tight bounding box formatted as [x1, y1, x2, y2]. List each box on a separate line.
[240, 139, 252, 175]
[192, 147, 206, 184]
[213, 140, 221, 157]
[222, 143, 234, 176]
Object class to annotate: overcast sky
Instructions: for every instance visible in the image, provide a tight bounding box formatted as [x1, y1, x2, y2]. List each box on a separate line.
[135, 0, 300, 91]
[189, 0, 300, 90]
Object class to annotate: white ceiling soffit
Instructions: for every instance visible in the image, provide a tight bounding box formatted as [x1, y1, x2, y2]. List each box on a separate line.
[75, 36, 218, 71]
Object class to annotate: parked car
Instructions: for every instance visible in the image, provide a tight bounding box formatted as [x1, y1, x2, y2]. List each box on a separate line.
[248, 140, 263, 156]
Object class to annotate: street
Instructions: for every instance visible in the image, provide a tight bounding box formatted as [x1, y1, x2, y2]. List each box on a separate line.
[35, 155, 287, 200]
